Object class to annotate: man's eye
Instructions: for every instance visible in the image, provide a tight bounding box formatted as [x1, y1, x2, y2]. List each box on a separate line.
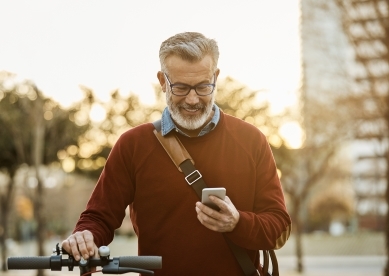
[173, 85, 188, 92]
[196, 85, 211, 92]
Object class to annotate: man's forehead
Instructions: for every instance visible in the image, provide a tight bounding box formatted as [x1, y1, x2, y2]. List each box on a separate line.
[165, 55, 214, 70]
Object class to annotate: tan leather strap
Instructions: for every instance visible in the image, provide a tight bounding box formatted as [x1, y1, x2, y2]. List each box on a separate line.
[153, 129, 194, 172]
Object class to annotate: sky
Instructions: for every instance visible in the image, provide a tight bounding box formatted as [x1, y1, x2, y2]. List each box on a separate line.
[0, 0, 301, 115]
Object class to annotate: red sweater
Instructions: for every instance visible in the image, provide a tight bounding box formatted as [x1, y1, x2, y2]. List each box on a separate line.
[74, 111, 291, 275]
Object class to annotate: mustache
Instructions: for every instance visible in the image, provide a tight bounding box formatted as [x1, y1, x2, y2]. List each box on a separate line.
[178, 103, 205, 109]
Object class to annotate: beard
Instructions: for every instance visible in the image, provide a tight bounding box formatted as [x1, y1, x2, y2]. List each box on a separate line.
[167, 92, 215, 130]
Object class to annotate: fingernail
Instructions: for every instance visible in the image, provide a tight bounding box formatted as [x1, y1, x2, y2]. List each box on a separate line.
[84, 254, 89, 259]
[90, 251, 94, 256]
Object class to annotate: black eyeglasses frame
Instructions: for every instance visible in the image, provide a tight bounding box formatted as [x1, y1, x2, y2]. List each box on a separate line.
[163, 73, 216, 96]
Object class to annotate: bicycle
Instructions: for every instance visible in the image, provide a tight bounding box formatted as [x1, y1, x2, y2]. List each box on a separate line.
[7, 243, 162, 275]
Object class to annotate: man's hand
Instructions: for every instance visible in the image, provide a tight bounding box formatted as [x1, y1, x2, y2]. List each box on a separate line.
[195, 196, 240, 232]
[61, 230, 99, 261]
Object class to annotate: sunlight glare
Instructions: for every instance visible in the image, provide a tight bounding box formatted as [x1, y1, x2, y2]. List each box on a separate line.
[90, 103, 107, 122]
[62, 157, 75, 173]
[279, 121, 304, 149]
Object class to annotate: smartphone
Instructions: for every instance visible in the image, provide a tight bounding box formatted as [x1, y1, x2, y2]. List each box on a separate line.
[201, 188, 226, 210]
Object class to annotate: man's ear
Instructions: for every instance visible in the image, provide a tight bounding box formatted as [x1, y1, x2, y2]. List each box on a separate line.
[214, 68, 220, 80]
[157, 71, 166, 92]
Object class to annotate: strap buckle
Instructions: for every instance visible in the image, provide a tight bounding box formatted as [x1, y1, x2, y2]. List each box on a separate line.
[185, 170, 202, 185]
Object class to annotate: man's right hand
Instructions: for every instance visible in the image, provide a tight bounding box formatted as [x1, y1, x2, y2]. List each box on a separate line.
[61, 230, 99, 261]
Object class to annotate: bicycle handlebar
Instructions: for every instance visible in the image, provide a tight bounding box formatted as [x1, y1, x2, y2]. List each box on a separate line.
[8, 256, 51, 269]
[118, 256, 162, 269]
[7, 243, 162, 275]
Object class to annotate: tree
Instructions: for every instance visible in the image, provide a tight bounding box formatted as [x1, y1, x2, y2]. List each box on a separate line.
[284, 0, 360, 272]
[57, 86, 162, 179]
[215, 76, 284, 144]
[0, 72, 89, 274]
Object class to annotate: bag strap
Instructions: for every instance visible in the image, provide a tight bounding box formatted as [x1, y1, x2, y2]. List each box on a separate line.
[269, 250, 279, 275]
[152, 123, 207, 198]
[152, 120, 265, 276]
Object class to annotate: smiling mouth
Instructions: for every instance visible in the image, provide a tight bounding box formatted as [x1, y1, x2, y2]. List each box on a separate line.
[184, 107, 200, 113]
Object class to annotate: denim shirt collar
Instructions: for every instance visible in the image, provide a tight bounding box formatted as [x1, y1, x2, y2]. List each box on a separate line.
[161, 104, 220, 137]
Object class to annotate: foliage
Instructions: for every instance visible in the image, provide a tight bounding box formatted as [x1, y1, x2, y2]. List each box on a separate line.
[0, 74, 89, 172]
[215, 76, 285, 147]
[0, 72, 92, 272]
[64, 87, 163, 178]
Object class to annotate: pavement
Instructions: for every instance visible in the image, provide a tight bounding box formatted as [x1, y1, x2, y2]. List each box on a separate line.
[2, 234, 386, 276]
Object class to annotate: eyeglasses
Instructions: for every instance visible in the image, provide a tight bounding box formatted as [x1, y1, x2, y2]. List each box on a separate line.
[164, 73, 216, 96]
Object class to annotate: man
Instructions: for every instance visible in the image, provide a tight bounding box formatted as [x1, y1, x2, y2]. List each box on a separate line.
[62, 32, 291, 275]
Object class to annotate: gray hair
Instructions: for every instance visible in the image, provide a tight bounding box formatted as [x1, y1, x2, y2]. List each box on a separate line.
[159, 32, 219, 73]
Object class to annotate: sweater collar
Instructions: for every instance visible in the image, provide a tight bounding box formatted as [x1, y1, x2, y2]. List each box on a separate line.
[161, 104, 220, 137]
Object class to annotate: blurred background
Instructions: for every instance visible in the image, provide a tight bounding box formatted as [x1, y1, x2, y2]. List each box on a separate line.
[0, 0, 386, 275]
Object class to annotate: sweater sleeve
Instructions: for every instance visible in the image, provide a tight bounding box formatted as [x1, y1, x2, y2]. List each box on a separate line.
[224, 132, 292, 250]
[72, 133, 135, 247]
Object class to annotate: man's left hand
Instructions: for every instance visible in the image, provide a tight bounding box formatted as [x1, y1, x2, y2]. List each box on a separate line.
[195, 196, 240, 232]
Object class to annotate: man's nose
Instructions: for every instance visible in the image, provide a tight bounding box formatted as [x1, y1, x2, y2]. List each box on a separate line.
[185, 88, 200, 104]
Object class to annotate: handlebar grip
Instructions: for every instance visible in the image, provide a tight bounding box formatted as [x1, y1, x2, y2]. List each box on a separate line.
[7, 256, 51, 270]
[119, 256, 162, 269]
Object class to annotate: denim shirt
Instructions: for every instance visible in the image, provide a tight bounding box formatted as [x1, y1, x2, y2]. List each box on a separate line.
[160, 104, 220, 137]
